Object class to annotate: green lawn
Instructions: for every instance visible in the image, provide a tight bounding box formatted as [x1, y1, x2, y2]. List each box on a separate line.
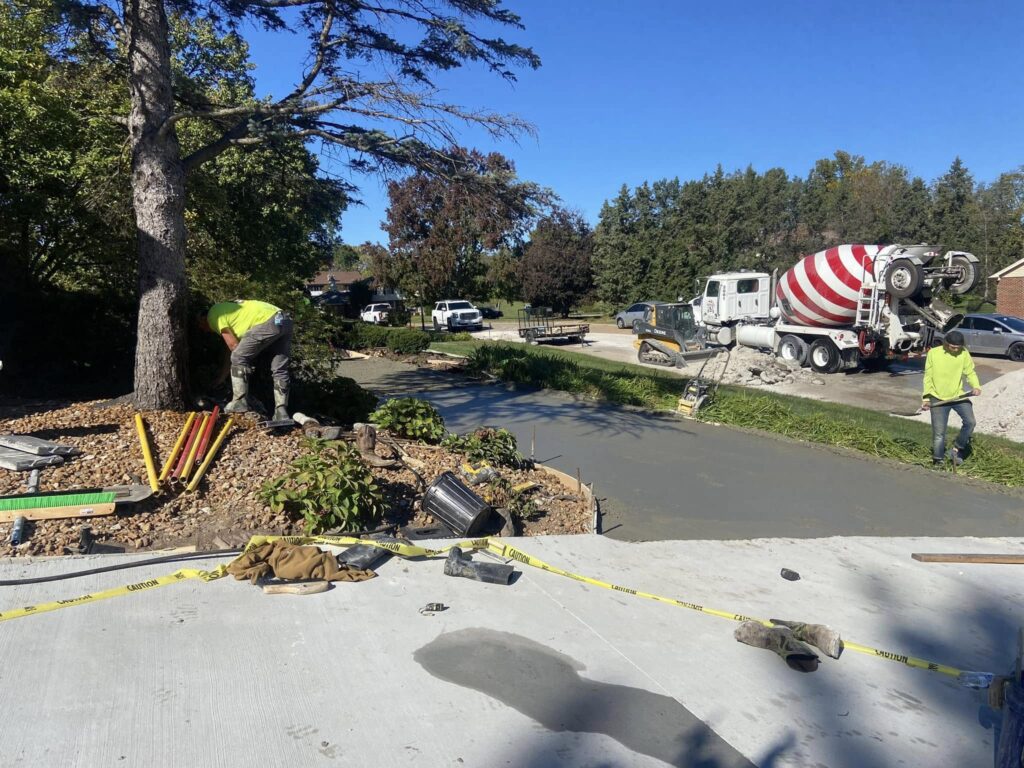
[431, 339, 1024, 486]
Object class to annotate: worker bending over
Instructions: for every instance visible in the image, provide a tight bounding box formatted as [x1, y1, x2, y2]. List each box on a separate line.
[922, 330, 981, 467]
[203, 300, 292, 421]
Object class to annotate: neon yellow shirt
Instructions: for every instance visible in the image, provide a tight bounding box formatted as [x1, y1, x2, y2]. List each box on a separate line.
[922, 345, 980, 402]
[207, 301, 280, 339]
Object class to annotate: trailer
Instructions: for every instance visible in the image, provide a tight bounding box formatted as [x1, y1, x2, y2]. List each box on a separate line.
[699, 244, 978, 373]
[517, 307, 589, 345]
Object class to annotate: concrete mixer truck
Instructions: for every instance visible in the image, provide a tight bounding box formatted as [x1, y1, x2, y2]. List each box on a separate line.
[698, 244, 979, 373]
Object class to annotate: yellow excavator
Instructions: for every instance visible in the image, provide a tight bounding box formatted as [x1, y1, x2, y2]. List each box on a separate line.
[633, 302, 729, 417]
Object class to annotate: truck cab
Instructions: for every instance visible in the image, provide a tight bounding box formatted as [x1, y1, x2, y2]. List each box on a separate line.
[701, 272, 772, 326]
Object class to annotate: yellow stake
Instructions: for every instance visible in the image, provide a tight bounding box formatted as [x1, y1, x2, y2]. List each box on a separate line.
[179, 413, 209, 482]
[158, 412, 196, 483]
[186, 417, 234, 492]
[134, 414, 160, 493]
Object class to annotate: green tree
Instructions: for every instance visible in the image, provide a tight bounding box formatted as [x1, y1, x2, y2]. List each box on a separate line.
[380, 149, 548, 303]
[519, 208, 594, 316]
[52, 0, 541, 408]
[931, 157, 979, 252]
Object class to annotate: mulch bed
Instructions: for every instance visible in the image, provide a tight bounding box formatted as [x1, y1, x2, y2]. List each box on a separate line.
[0, 400, 591, 557]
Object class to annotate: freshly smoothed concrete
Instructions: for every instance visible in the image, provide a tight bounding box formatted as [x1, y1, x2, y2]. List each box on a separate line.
[0, 534, 1012, 767]
[343, 359, 1024, 541]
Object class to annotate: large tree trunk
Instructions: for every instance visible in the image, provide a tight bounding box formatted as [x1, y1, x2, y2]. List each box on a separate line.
[124, 0, 188, 410]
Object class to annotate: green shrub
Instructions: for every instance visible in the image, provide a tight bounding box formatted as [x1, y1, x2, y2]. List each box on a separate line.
[337, 322, 430, 355]
[293, 375, 378, 425]
[371, 397, 446, 443]
[443, 427, 528, 468]
[260, 440, 386, 534]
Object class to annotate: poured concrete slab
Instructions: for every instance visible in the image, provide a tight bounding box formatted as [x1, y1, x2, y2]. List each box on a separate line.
[0, 534, 1011, 767]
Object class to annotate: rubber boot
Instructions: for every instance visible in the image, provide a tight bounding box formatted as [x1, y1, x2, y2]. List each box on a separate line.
[443, 546, 515, 585]
[225, 365, 253, 414]
[770, 618, 843, 659]
[734, 621, 820, 673]
[272, 382, 292, 423]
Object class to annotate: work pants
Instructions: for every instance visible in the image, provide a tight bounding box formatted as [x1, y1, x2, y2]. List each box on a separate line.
[929, 399, 975, 461]
[231, 314, 293, 387]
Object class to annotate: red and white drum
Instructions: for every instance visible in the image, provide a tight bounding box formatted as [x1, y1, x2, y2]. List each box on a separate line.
[775, 244, 885, 327]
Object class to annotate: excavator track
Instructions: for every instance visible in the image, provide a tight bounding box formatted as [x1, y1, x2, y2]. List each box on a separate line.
[637, 342, 676, 367]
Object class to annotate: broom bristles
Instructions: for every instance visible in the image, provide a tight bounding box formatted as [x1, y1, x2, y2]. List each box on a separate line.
[0, 491, 116, 512]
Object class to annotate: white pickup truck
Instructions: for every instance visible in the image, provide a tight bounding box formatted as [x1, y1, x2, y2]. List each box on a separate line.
[360, 303, 391, 324]
[431, 300, 483, 331]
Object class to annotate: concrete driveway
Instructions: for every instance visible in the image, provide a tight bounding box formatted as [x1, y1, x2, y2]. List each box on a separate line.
[343, 359, 1024, 542]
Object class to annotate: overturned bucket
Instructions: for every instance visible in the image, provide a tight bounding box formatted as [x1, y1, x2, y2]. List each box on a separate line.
[422, 471, 493, 536]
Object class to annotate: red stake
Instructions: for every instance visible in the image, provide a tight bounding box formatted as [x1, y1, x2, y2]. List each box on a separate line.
[195, 405, 220, 462]
[172, 417, 204, 480]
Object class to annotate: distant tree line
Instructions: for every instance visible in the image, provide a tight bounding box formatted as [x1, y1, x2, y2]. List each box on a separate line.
[592, 152, 1024, 306]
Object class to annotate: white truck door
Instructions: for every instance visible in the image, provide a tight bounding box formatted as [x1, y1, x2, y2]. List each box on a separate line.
[703, 280, 721, 324]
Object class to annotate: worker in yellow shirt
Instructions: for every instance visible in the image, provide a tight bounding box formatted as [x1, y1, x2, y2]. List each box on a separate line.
[201, 300, 293, 421]
[922, 330, 981, 467]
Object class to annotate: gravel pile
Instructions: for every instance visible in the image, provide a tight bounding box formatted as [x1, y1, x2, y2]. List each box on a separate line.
[903, 367, 1024, 442]
[717, 345, 826, 388]
[0, 401, 591, 557]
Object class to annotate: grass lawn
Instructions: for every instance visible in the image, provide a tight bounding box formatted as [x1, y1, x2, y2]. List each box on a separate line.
[430, 339, 1024, 487]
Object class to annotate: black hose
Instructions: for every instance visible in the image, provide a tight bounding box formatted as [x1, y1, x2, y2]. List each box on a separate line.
[0, 548, 242, 586]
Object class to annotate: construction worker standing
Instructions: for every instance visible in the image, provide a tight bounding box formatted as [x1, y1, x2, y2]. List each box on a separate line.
[922, 330, 981, 467]
[203, 300, 293, 421]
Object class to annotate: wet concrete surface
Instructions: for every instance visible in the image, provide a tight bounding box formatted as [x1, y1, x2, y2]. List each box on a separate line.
[343, 359, 1024, 541]
[415, 628, 755, 768]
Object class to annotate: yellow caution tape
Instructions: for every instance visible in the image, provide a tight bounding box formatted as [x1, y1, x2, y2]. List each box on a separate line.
[0, 535, 987, 682]
[0, 565, 228, 623]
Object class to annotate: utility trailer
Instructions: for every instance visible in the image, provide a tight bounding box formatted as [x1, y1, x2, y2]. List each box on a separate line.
[517, 307, 589, 344]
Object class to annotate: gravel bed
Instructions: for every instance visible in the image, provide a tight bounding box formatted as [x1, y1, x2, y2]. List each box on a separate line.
[0, 401, 591, 557]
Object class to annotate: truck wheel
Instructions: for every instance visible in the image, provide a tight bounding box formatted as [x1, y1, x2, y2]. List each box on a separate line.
[946, 255, 978, 295]
[432, 318, 440, 331]
[778, 335, 809, 367]
[1008, 342, 1024, 362]
[885, 258, 922, 299]
[809, 339, 841, 373]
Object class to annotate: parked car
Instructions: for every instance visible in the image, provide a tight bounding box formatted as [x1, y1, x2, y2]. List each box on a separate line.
[614, 301, 658, 330]
[432, 300, 483, 331]
[478, 305, 503, 320]
[360, 303, 391, 324]
[958, 314, 1024, 361]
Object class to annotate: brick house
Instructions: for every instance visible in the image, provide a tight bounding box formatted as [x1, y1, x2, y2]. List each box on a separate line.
[989, 256, 1024, 317]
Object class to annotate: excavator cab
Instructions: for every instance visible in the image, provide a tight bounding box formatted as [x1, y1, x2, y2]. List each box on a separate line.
[634, 302, 715, 368]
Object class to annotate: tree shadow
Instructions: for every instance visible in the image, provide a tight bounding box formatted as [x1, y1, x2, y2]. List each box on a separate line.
[351, 364, 694, 443]
[414, 627, 777, 767]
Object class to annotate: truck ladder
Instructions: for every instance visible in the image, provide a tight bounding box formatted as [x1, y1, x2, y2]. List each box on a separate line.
[855, 260, 888, 329]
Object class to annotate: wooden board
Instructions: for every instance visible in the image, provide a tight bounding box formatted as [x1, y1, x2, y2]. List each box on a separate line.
[0, 502, 116, 523]
[912, 553, 1024, 564]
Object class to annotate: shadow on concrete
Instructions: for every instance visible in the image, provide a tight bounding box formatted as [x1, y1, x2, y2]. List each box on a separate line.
[356, 365, 693, 442]
[740, 564, 1010, 767]
[415, 627, 780, 767]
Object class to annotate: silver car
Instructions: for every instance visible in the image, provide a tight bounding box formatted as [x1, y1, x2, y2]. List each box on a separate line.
[614, 301, 657, 330]
[959, 314, 1024, 361]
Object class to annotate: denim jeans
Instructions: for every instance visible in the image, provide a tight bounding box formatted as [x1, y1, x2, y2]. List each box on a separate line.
[929, 399, 976, 461]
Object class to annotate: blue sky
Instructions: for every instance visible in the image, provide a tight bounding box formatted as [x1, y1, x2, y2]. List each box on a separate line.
[242, 0, 1024, 246]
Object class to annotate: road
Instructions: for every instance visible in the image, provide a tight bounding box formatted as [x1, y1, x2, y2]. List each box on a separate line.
[343, 358, 1024, 542]
[470, 322, 1023, 419]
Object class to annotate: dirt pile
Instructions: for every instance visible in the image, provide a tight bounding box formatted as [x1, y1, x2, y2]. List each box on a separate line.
[902, 368, 1024, 442]
[0, 401, 591, 557]
[717, 345, 826, 388]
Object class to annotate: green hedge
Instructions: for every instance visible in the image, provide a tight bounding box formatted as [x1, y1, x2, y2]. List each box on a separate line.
[337, 322, 431, 355]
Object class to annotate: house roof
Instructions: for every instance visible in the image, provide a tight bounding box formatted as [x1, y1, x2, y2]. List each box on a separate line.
[307, 270, 367, 286]
[989, 256, 1024, 279]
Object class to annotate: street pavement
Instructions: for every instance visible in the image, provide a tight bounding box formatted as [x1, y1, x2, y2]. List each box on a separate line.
[343, 358, 1024, 542]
